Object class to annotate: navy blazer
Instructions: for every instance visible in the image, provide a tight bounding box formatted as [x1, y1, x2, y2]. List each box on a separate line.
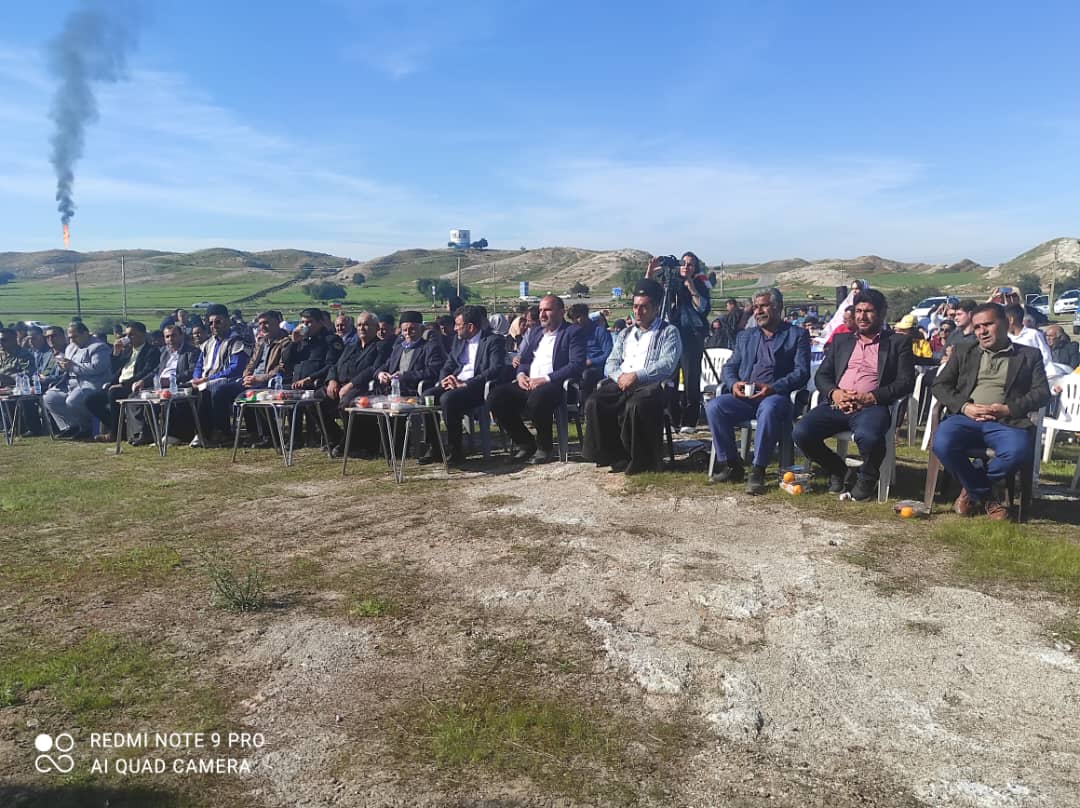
[721, 321, 811, 396]
[439, 329, 507, 391]
[516, 322, 587, 387]
[815, 329, 916, 406]
[376, 336, 446, 394]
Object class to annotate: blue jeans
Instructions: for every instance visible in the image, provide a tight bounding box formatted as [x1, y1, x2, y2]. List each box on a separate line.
[793, 402, 892, 481]
[705, 393, 793, 467]
[932, 415, 1032, 501]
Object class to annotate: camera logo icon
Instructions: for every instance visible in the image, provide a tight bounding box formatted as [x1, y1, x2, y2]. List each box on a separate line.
[34, 733, 75, 774]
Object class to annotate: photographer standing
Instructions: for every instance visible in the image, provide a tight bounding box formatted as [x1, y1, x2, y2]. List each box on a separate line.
[646, 251, 711, 431]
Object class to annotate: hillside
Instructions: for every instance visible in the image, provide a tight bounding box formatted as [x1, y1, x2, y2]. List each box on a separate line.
[990, 237, 1080, 281]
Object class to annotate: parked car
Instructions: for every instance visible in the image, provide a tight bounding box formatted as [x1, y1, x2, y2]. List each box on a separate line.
[1028, 294, 1050, 317]
[190, 301, 215, 309]
[910, 295, 956, 319]
[1053, 289, 1080, 315]
[1073, 308, 1080, 336]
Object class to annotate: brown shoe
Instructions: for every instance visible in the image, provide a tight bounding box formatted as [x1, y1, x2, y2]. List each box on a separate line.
[953, 488, 975, 516]
[984, 499, 1011, 521]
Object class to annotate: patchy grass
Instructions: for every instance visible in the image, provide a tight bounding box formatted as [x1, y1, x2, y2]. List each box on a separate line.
[476, 493, 523, 508]
[1047, 614, 1080, 648]
[931, 520, 1080, 597]
[347, 595, 397, 618]
[905, 620, 944, 636]
[97, 544, 184, 580]
[204, 557, 268, 612]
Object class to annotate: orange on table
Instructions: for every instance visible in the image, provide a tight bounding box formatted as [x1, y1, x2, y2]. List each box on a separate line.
[791, 484, 803, 495]
[782, 471, 796, 484]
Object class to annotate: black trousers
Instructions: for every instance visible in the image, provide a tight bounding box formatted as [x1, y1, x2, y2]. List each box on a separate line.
[582, 380, 666, 473]
[581, 366, 604, 402]
[424, 382, 487, 455]
[793, 402, 893, 481]
[676, 328, 705, 427]
[487, 379, 564, 452]
[87, 382, 133, 434]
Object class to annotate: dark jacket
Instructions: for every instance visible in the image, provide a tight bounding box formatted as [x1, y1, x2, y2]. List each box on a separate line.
[109, 342, 161, 386]
[1050, 338, 1080, 370]
[283, 329, 345, 385]
[149, 343, 200, 387]
[722, 321, 811, 397]
[330, 338, 391, 388]
[515, 322, 587, 387]
[584, 322, 613, 368]
[932, 340, 1050, 428]
[815, 329, 916, 406]
[375, 336, 446, 394]
[439, 329, 507, 391]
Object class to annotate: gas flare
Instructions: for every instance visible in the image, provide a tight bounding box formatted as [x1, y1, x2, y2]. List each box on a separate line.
[63, 223, 70, 248]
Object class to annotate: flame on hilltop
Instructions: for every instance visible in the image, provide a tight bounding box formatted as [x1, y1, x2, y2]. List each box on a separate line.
[63, 223, 70, 248]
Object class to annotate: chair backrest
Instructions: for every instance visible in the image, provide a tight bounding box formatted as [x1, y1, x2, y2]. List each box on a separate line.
[1057, 378, 1080, 422]
[701, 348, 732, 392]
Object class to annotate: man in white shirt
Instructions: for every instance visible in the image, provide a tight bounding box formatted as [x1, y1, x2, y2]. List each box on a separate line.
[1005, 304, 1071, 385]
[487, 295, 587, 464]
[582, 279, 683, 474]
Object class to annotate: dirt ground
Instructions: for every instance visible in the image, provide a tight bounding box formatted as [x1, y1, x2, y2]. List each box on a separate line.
[220, 462, 1079, 807]
[3, 455, 1079, 808]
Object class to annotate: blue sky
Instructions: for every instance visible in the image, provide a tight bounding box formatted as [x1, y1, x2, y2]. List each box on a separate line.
[1, 0, 1079, 265]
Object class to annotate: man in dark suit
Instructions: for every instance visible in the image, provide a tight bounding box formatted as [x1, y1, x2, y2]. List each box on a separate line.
[794, 289, 915, 500]
[419, 304, 506, 466]
[373, 311, 446, 396]
[87, 321, 161, 442]
[488, 295, 586, 464]
[706, 288, 810, 494]
[932, 303, 1050, 519]
[325, 312, 392, 455]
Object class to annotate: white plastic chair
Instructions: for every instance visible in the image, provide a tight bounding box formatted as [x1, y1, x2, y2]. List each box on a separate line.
[701, 348, 733, 400]
[808, 390, 903, 503]
[1040, 378, 1080, 490]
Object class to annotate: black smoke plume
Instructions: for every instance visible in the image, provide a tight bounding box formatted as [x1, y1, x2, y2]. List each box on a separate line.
[47, 2, 139, 227]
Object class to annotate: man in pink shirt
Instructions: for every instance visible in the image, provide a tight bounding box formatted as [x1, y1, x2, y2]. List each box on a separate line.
[794, 289, 916, 500]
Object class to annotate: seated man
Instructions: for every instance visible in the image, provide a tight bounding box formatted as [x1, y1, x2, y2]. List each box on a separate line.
[1005, 304, 1071, 386]
[373, 311, 445, 396]
[40, 326, 69, 389]
[419, 304, 506, 466]
[932, 303, 1050, 520]
[794, 289, 915, 500]
[0, 326, 32, 386]
[124, 324, 201, 445]
[215, 310, 291, 448]
[281, 306, 345, 448]
[582, 279, 682, 475]
[324, 312, 392, 455]
[706, 288, 810, 494]
[87, 321, 161, 443]
[42, 321, 112, 439]
[190, 304, 250, 446]
[568, 303, 612, 401]
[1046, 325, 1080, 370]
[488, 295, 586, 464]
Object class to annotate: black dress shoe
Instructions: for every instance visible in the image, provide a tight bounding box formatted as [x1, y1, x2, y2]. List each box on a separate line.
[745, 464, 767, 495]
[711, 459, 745, 483]
[56, 427, 81, 440]
[850, 476, 878, 502]
[417, 451, 437, 465]
[512, 446, 536, 462]
[128, 433, 153, 447]
[827, 473, 846, 494]
[609, 459, 629, 473]
[448, 449, 468, 467]
[527, 449, 552, 465]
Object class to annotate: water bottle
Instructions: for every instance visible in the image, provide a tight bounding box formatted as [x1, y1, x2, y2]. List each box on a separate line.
[153, 374, 161, 392]
[32, 375, 41, 395]
[169, 375, 178, 395]
[16, 374, 28, 395]
[270, 373, 283, 391]
[390, 376, 400, 401]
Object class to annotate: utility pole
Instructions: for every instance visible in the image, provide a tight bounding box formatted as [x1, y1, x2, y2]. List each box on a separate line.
[719, 261, 724, 296]
[121, 255, 128, 318]
[73, 261, 82, 318]
[456, 256, 461, 296]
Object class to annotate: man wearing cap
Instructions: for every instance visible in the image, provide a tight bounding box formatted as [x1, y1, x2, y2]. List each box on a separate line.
[582, 279, 682, 474]
[488, 295, 586, 464]
[706, 288, 810, 494]
[373, 311, 445, 396]
[794, 289, 915, 500]
[893, 314, 935, 365]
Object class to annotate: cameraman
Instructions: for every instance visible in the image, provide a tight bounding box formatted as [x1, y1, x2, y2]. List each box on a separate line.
[646, 252, 711, 432]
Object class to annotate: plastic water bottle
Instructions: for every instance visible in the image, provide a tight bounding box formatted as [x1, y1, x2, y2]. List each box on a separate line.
[16, 374, 28, 395]
[169, 375, 178, 395]
[390, 376, 400, 401]
[153, 374, 161, 392]
[32, 375, 41, 395]
[270, 373, 283, 391]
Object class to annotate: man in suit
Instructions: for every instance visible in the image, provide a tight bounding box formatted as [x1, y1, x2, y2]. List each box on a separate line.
[418, 304, 506, 466]
[582, 279, 683, 475]
[374, 311, 446, 396]
[488, 295, 586, 464]
[87, 321, 161, 443]
[794, 288, 915, 500]
[42, 321, 113, 439]
[189, 304, 251, 446]
[706, 288, 810, 494]
[932, 303, 1050, 520]
[122, 323, 200, 445]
